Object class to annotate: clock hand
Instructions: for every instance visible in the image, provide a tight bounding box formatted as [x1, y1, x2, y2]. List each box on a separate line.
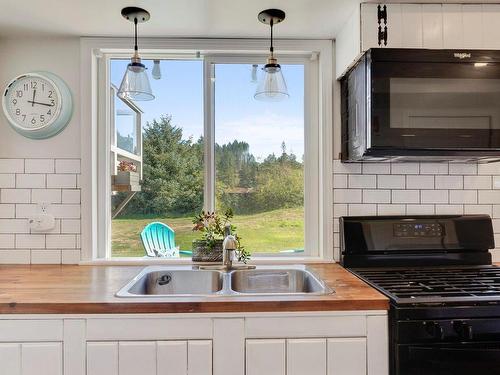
[27, 100, 55, 107]
[31, 90, 36, 107]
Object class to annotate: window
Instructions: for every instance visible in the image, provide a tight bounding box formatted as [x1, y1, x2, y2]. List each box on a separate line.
[84, 38, 333, 261]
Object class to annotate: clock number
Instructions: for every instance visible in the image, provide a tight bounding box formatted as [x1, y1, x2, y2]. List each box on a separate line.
[15, 108, 20, 115]
[40, 115, 45, 122]
[16, 90, 23, 98]
[31, 117, 36, 125]
[41, 83, 45, 92]
[21, 115, 26, 122]
[50, 99, 55, 105]
[48, 91, 53, 98]
[30, 81, 37, 89]
[12, 99, 17, 106]
[47, 109, 52, 115]
[23, 83, 29, 91]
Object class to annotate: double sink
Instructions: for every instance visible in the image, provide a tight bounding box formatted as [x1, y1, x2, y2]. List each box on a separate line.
[116, 265, 333, 297]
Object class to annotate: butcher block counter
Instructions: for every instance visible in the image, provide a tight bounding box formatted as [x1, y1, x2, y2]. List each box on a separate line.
[0, 263, 388, 314]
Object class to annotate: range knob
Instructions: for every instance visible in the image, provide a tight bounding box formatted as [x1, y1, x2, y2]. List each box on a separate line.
[423, 321, 445, 340]
[453, 320, 473, 340]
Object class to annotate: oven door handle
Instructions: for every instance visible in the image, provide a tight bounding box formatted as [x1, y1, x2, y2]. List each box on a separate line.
[409, 345, 500, 362]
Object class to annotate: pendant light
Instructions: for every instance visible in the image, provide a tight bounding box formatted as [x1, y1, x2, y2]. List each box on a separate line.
[152, 60, 162, 80]
[118, 7, 154, 101]
[254, 9, 289, 102]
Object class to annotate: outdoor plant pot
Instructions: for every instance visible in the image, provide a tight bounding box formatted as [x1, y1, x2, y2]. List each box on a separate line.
[114, 171, 140, 185]
[192, 239, 223, 262]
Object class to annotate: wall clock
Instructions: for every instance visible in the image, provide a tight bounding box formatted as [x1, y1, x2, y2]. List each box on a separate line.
[2, 71, 73, 139]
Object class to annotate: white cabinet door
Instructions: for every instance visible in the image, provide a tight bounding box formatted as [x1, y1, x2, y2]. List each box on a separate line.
[327, 338, 366, 375]
[87, 340, 212, 375]
[246, 339, 285, 375]
[0, 342, 62, 375]
[287, 339, 327, 375]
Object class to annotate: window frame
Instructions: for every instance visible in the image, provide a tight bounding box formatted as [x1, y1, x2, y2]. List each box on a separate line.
[80, 38, 333, 262]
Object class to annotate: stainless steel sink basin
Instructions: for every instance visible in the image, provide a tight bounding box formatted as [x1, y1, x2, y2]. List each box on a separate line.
[116, 265, 333, 297]
[229, 268, 332, 295]
[116, 267, 223, 297]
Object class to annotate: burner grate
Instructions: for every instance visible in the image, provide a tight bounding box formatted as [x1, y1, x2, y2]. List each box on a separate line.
[354, 266, 500, 302]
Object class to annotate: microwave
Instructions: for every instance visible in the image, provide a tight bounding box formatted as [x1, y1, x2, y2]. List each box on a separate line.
[340, 48, 500, 162]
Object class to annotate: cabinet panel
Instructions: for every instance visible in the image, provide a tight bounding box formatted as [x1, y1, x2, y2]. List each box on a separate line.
[361, 4, 379, 50]
[463, 4, 483, 48]
[246, 339, 285, 375]
[422, 4, 443, 48]
[0, 343, 21, 375]
[188, 340, 212, 375]
[327, 338, 366, 375]
[22, 342, 62, 375]
[287, 339, 326, 375]
[482, 4, 500, 49]
[119, 342, 157, 375]
[401, 4, 423, 48]
[87, 342, 118, 375]
[157, 341, 187, 375]
[442, 4, 463, 48]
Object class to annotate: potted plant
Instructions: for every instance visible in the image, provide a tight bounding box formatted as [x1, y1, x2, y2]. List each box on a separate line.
[191, 209, 250, 263]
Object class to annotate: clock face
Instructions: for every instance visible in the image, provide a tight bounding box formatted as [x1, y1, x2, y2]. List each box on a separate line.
[4, 75, 61, 131]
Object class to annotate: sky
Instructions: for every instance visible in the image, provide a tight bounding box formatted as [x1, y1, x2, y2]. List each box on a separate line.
[111, 59, 304, 161]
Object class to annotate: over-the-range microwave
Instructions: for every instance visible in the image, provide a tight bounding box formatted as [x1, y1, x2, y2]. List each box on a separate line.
[340, 48, 500, 163]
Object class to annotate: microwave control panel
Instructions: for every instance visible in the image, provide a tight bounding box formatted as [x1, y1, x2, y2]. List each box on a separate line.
[393, 223, 444, 238]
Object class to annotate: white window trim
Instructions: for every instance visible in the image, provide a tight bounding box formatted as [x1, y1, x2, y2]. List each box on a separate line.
[80, 37, 333, 262]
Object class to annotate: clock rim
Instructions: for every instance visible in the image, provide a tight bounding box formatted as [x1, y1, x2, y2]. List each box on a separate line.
[2, 72, 63, 131]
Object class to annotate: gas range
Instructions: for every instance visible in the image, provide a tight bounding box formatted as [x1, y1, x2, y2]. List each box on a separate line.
[352, 265, 500, 305]
[340, 215, 500, 375]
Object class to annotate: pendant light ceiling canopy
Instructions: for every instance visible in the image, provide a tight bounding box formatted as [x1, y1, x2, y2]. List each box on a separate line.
[118, 7, 155, 101]
[254, 9, 289, 102]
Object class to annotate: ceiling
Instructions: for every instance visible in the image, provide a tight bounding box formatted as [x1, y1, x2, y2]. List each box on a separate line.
[0, 0, 360, 39]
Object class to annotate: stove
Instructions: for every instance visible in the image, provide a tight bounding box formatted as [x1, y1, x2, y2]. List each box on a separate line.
[340, 215, 500, 375]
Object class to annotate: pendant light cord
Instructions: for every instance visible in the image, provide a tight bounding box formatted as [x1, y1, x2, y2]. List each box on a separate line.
[134, 17, 138, 52]
[269, 19, 274, 58]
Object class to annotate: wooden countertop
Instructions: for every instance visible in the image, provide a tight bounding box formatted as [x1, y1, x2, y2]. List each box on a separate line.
[0, 264, 388, 314]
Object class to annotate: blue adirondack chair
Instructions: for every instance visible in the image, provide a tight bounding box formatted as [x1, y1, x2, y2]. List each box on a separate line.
[140, 222, 179, 258]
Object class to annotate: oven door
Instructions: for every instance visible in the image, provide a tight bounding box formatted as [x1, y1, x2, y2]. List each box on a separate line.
[396, 342, 500, 375]
[371, 60, 500, 151]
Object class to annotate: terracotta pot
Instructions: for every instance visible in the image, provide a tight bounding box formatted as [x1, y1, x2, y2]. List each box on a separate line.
[192, 239, 223, 262]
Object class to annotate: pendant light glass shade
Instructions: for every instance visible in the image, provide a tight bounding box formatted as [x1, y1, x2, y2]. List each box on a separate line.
[118, 58, 154, 101]
[254, 62, 289, 101]
[152, 59, 162, 80]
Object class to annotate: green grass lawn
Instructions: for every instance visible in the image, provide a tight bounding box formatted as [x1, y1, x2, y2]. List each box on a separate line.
[112, 207, 304, 257]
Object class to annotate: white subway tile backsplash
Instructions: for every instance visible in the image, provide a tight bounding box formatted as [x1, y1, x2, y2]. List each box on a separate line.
[49, 204, 81, 219]
[348, 174, 377, 189]
[406, 205, 435, 215]
[349, 175, 376, 189]
[16, 234, 45, 249]
[362, 163, 390, 174]
[62, 189, 80, 204]
[333, 174, 347, 188]
[25, 159, 54, 173]
[31, 189, 61, 204]
[348, 204, 377, 216]
[62, 249, 80, 264]
[0, 235, 15, 249]
[406, 175, 434, 189]
[333, 160, 361, 174]
[450, 190, 477, 204]
[392, 190, 420, 204]
[435, 205, 464, 214]
[493, 176, 500, 189]
[493, 205, 500, 218]
[420, 163, 448, 175]
[0, 174, 15, 188]
[334, 189, 362, 203]
[31, 249, 61, 264]
[46, 234, 76, 249]
[449, 163, 477, 175]
[0, 219, 29, 233]
[435, 175, 463, 189]
[0, 250, 30, 264]
[363, 189, 391, 203]
[0, 159, 24, 173]
[478, 190, 500, 204]
[333, 204, 348, 217]
[1, 189, 30, 203]
[464, 176, 492, 190]
[61, 219, 80, 234]
[478, 163, 500, 175]
[378, 204, 406, 215]
[421, 190, 448, 204]
[0, 204, 15, 218]
[55, 159, 81, 174]
[15, 204, 38, 218]
[392, 163, 419, 175]
[47, 174, 77, 188]
[464, 205, 492, 215]
[377, 175, 405, 189]
[16, 174, 46, 189]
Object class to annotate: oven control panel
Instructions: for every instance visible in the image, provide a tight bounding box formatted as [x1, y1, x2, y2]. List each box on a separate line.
[393, 222, 444, 237]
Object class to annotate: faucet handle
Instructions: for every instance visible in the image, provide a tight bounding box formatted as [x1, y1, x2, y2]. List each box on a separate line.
[222, 235, 238, 251]
[224, 224, 232, 237]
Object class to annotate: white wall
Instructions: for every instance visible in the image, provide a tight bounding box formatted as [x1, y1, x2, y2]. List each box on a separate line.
[0, 37, 82, 263]
[0, 37, 81, 158]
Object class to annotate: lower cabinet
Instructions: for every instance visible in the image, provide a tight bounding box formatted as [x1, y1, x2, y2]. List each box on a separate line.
[0, 342, 63, 375]
[0, 312, 388, 375]
[87, 340, 212, 375]
[246, 338, 366, 375]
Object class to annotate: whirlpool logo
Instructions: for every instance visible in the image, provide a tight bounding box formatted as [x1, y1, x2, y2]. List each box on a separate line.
[454, 52, 472, 59]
